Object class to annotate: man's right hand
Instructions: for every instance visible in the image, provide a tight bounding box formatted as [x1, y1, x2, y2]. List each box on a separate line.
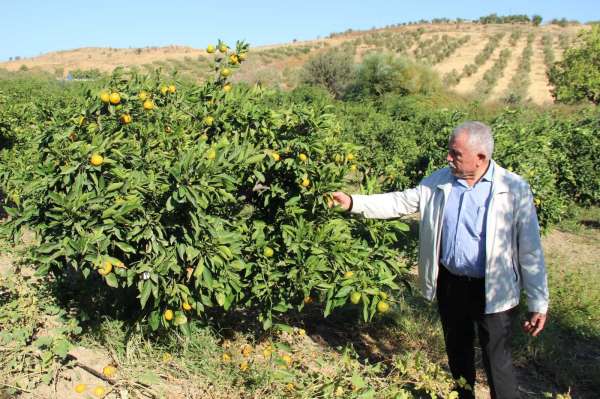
[329, 192, 352, 211]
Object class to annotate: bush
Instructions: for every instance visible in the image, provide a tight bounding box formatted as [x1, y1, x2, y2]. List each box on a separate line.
[299, 49, 355, 99]
[347, 53, 441, 99]
[548, 25, 600, 104]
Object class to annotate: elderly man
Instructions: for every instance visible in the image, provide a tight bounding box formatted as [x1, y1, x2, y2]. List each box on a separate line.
[332, 121, 548, 399]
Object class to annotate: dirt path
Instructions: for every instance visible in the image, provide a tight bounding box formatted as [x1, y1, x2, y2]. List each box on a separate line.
[435, 32, 487, 77]
[527, 37, 555, 105]
[489, 35, 528, 100]
[453, 33, 509, 96]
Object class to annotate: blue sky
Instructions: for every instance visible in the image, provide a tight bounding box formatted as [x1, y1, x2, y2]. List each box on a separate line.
[1, 0, 598, 61]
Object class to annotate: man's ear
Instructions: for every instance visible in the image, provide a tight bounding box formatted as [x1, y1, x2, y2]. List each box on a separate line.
[477, 152, 487, 163]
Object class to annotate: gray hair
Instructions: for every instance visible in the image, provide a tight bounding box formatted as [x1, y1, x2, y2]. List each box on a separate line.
[449, 121, 494, 158]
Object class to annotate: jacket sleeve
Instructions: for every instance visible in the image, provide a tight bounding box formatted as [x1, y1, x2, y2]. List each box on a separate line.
[516, 183, 549, 314]
[349, 186, 421, 219]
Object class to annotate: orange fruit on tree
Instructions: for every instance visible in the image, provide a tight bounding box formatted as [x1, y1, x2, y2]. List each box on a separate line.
[74, 383, 87, 393]
[109, 92, 121, 105]
[350, 164, 357, 172]
[143, 99, 154, 110]
[168, 84, 176, 94]
[222, 353, 231, 362]
[120, 114, 132, 124]
[298, 153, 308, 162]
[263, 246, 274, 257]
[347, 153, 355, 161]
[160, 86, 168, 95]
[350, 292, 361, 304]
[219, 43, 228, 53]
[182, 302, 192, 311]
[90, 153, 104, 166]
[164, 309, 174, 321]
[229, 54, 239, 64]
[301, 177, 310, 188]
[138, 91, 148, 101]
[343, 271, 354, 279]
[207, 44, 216, 53]
[238, 52, 247, 61]
[203, 115, 214, 126]
[303, 296, 313, 304]
[100, 90, 110, 103]
[98, 261, 112, 276]
[206, 148, 217, 160]
[271, 152, 280, 161]
[220, 68, 231, 78]
[223, 83, 232, 93]
[377, 301, 390, 313]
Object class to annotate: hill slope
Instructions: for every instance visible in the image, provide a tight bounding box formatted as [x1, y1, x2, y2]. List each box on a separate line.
[0, 23, 587, 104]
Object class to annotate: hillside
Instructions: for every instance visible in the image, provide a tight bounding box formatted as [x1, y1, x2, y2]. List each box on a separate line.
[0, 22, 588, 105]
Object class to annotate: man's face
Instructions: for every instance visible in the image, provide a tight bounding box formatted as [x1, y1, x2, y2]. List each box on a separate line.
[446, 132, 485, 179]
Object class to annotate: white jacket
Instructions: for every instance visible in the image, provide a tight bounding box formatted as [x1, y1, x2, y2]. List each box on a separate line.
[351, 161, 549, 314]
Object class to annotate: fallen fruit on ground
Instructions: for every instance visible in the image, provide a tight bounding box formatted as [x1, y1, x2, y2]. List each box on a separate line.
[102, 365, 116, 378]
[74, 383, 87, 393]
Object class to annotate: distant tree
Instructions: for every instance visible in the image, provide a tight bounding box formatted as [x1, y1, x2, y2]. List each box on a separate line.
[548, 25, 600, 104]
[346, 53, 441, 99]
[299, 49, 355, 99]
[532, 15, 543, 26]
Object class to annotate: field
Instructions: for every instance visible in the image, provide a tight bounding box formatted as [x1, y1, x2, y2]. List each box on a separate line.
[0, 23, 588, 105]
[1, 20, 599, 399]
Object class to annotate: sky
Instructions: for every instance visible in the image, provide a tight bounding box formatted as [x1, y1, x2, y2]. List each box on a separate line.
[1, 0, 598, 62]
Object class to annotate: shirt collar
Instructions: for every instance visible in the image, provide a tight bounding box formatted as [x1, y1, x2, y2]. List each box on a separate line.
[481, 161, 494, 182]
[453, 161, 494, 187]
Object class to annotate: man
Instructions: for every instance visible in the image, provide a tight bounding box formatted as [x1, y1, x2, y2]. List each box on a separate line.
[331, 121, 549, 399]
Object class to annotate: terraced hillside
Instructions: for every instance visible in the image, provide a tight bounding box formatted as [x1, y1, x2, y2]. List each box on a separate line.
[0, 22, 587, 104]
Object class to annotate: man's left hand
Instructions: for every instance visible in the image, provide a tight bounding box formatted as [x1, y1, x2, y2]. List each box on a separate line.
[522, 312, 547, 336]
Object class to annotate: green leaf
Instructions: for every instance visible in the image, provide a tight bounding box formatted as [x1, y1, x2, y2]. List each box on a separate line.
[335, 285, 354, 298]
[140, 281, 152, 309]
[52, 338, 71, 358]
[115, 241, 135, 253]
[149, 311, 160, 331]
[106, 182, 124, 192]
[105, 273, 119, 288]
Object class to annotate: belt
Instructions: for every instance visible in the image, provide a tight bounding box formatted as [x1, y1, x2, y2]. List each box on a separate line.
[439, 263, 484, 282]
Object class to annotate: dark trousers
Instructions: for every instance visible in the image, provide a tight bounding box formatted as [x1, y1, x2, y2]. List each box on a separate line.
[436, 265, 520, 399]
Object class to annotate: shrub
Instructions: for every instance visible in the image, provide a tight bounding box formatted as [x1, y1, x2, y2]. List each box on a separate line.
[347, 53, 441, 99]
[299, 49, 355, 99]
[548, 25, 600, 104]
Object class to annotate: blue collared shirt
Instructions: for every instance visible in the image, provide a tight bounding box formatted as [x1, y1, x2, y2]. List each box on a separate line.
[440, 163, 494, 278]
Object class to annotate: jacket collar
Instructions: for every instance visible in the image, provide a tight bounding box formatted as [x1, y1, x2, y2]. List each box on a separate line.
[489, 160, 510, 194]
